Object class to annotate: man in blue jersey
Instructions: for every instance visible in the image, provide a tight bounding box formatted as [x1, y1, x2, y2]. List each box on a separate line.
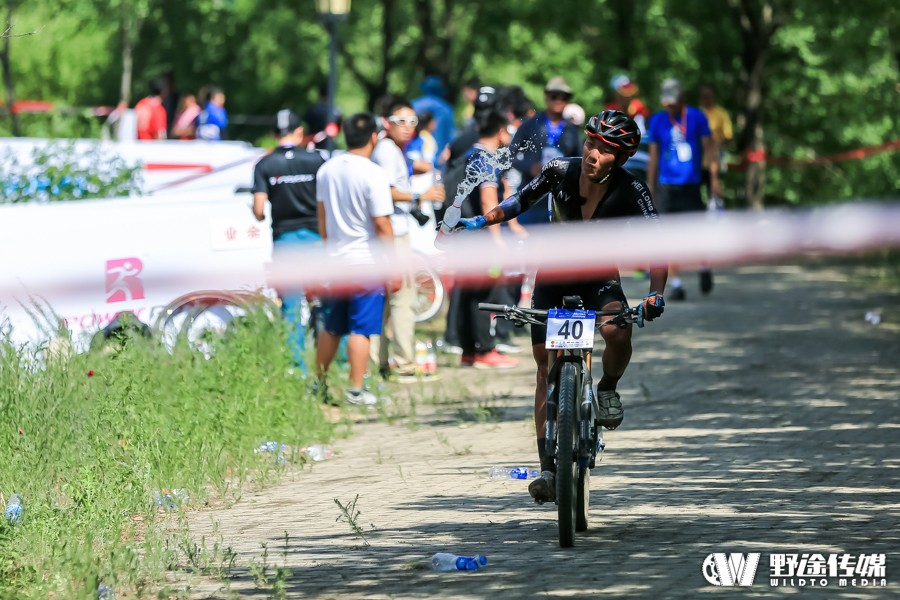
[646, 79, 719, 300]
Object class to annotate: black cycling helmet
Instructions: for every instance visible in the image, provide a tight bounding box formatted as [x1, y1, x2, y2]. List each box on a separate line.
[584, 110, 641, 157]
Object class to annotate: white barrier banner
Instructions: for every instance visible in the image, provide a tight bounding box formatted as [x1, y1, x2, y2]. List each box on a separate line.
[0, 191, 272, 349]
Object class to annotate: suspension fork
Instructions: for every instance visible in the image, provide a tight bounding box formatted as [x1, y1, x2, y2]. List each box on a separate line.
[578, 350, 595, 466]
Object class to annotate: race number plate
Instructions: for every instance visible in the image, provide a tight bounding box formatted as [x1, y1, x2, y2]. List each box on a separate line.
[545, 309, 596, 349]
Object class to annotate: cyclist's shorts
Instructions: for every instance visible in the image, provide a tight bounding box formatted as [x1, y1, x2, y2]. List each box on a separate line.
[324, 287, 385, 337]
[656, 183, 703, 213]
[530, 278, 628, 346]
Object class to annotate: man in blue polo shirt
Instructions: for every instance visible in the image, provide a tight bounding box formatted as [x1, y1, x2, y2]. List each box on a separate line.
[647, 78, 719, 300]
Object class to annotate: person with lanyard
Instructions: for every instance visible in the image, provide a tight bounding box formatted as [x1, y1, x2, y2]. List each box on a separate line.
[252, 110, 327, 370]
[445, 110, 667, 504]
[646, 78, 718, 300]
[508, 76, 582, 225]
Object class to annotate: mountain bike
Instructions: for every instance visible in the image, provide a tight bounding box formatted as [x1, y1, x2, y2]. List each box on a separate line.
[479, 297, 640, 547]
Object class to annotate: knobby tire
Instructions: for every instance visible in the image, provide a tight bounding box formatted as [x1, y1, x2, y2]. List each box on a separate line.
[557, 362, 578, 548]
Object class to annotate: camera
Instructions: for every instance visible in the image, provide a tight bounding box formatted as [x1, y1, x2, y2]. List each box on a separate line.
[408, 206, 430, 227]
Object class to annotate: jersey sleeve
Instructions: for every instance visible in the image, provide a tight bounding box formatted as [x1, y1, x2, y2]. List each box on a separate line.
[252, 160, 268, 194]
[630, 176, 660, 221]
[516, 158, 566, 211]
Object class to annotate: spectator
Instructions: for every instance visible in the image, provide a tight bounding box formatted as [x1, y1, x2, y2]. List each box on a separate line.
[304, 84, 341, 151]
[412, 75, 456, 164]
[698, 84, 733, 201]
[160, 71, 179, 137]
[252, 109, 327, 369]
[405, 110, 439, 175]
[172, 94, 201, 139]
[196, 86, 228, 141]
[371, 95, 445, 382]
[509, 76, 582, 225]
[606, 74, 651, 183]
[647, 78, 719, 300]
[134, 78, 168, 141]
[460, 76, 481, 128]
[315, 113, 395, 406]
[457, 109, 519, 369]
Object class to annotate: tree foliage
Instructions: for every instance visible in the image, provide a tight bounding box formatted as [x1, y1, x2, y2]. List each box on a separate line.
[2, 0, 897, 205]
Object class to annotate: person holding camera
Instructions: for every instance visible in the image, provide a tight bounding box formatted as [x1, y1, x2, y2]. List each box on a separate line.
[370, 95, 445, 382]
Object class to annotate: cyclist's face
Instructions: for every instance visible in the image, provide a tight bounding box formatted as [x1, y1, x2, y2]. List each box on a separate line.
[582, 135, 618, 182]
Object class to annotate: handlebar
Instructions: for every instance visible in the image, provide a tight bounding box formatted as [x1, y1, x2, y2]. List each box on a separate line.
[478, 302, 642, 328]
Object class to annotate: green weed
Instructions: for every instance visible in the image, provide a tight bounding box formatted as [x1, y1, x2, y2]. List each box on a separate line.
[0, 308, 331, 598]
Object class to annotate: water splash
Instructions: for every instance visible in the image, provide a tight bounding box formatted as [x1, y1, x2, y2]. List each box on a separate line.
[439, 146, 516, 234]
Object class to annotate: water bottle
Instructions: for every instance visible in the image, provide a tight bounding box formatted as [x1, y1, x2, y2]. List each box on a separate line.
[431, 552, 488, 572]
[424, 341, 437, 374]
[5, 493, 22, 523]
[439, 203, 462, 235]
[487, 466, 538, 480]
[302, 445, 334, 462]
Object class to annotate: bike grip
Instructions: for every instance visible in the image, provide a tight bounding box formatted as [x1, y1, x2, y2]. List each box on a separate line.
[478, 303, 508, 312]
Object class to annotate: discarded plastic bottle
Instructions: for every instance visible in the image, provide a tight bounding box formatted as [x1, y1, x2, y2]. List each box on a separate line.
[5, 494, 22, 523]
[153, 488, 188, 510]
[431, 552, 488, 572]
[98, 582, 115, 600]
[487, 466, 539, 480]
[302, 445, 334, 462]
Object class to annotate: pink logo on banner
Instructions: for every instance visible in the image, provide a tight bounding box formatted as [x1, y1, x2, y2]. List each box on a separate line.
[105, 257, 145, 303]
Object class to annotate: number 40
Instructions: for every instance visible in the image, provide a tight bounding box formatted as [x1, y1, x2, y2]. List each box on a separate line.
[557, 320, 583, 339]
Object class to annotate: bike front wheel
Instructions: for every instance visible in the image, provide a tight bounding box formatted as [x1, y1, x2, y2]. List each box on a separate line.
[556, 362, 578, 548]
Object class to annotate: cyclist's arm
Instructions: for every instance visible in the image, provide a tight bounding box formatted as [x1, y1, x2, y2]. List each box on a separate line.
[648, 266, 668, 296]
[482, 159, 561, 225]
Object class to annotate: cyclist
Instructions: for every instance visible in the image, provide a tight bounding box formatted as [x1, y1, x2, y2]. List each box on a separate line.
[447, 110, 667, 503]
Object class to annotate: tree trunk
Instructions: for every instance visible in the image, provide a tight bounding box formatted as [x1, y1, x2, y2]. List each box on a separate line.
[731, 0, 779, 210]
[1, 8, 21, 136]
[118, 0, 148, 105]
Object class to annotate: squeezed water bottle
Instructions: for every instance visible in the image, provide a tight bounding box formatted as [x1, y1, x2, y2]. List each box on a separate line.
[5, 493, 22, 523]
[439, 203, 462, 235]
[487, 466, 538, 480]
[431, 552, 488, 572]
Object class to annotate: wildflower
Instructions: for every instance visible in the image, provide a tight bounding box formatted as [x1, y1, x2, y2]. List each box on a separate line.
[87, 369, 95, 377]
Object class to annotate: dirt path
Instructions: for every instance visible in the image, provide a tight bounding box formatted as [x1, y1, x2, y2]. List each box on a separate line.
[185, 263, 900, 599]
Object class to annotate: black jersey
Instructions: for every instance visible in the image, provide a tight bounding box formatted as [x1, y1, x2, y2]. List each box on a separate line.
[517, 157, 658, 224]
[252, 145, 326, 238]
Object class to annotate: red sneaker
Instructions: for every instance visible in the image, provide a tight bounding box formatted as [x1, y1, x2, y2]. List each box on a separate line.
[460, 354, 476, 367]
[473, 350, 518, 369]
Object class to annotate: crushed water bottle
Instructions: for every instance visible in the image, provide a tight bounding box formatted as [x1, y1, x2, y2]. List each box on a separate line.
[98, 582, 115, 600]
[302, 445, 334, 462]
[153, 488, 188, 510]
[255, 441, 288, 465]
[5, 493, 22, 523]
[487, 466, 538, 480]
[431, 552, 488, 572]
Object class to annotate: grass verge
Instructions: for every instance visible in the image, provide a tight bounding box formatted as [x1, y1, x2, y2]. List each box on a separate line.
[0, 309, 331, 598]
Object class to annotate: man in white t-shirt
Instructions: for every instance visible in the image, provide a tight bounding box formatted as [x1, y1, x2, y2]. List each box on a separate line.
[370, 95, 445, 381]
[316, 113, 396, 406]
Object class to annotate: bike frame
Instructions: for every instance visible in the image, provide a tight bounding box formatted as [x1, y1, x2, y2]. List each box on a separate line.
[479, 298, 639, 547]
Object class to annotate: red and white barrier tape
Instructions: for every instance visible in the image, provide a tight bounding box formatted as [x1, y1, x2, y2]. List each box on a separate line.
[5, 202, 896, 300]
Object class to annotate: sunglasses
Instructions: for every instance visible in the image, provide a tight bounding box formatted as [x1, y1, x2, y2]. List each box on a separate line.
[388, 116, 419, 127]
[546, 92, 571, 101]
